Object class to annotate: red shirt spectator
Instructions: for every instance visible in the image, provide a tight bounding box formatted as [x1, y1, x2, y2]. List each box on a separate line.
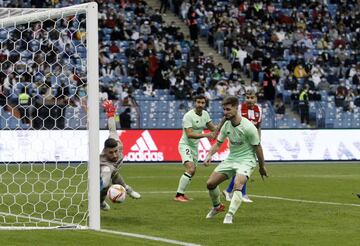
[148, 54, 158, 78]
[109, 42, 120, 54]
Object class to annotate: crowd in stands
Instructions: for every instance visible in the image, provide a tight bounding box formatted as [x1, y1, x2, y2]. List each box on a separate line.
[172, 0, 360, 127]
[0, 0, 359, 129]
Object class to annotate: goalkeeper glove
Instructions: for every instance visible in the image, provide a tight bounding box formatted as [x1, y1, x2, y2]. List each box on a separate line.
[102, 100, 116, 118]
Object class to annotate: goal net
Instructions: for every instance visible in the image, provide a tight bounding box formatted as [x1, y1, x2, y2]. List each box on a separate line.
[0, 3, 99, 230]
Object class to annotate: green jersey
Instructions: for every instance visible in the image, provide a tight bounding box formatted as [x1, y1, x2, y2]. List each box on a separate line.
[179, 109, 211, 147]
[217, 117, 260, 164]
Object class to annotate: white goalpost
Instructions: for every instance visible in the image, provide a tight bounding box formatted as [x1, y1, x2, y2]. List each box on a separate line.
[0, 3, 99, 230]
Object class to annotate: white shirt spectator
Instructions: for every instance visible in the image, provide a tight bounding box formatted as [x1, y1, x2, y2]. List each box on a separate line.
[349, 65, 357, 78]
[131, 31, 139, 40]
[311, 65, 324, 87]
[227, 81, 244, 96]
[237, 47, 247, 67]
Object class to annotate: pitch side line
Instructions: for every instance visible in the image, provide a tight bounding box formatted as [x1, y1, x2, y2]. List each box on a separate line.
[101, 229, 201, 246]
[250, 194, 360, 207]
[141, 191, 360, 207]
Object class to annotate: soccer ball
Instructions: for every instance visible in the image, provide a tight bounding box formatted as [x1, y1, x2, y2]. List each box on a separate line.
[107, 184, 126, 203]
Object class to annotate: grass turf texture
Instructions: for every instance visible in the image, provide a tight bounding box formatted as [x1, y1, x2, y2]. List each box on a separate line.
[1, 163, 360, 245]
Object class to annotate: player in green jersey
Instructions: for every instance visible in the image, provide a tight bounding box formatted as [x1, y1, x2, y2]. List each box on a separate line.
[174, 95, 222, 202]
[204, 95, 268, 224]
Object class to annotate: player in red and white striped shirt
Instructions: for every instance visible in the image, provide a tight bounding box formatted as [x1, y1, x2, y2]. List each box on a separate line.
[222, 90, 262, 203]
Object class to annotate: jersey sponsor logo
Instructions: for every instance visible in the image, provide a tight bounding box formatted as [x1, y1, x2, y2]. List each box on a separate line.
[125, 130, 164, 161]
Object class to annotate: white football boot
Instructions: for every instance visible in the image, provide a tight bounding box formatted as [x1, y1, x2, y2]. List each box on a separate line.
[242, 194, 253, 203]
[223, 213, 233, 224]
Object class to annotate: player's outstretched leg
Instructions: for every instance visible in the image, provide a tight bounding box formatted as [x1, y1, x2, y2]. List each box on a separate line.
[100, 171, 111, 211]
[223, 190, 243, 224]
[100, 187, 110, 211]
[174, 172, 192, 202]
[206, 186, 225, 218]
[174, 162, 195, 202]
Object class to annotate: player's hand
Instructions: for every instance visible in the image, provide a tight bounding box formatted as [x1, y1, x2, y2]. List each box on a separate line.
[207, 131, 217, 140]
[259, 166, 268, 180]
[203, 155, 212, 167]
[102, 100, 116, 118]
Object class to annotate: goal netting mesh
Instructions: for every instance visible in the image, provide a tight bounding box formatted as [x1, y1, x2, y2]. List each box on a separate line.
[0, 3, 99, 229]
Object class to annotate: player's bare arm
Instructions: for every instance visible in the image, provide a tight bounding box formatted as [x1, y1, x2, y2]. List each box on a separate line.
[254, 144, 268, 179]
[257, 124, 262, 139]
[207, 117, 226, 134]
[217, 117, 227, 131]
[185, 127, 214, 139]
[206, 121, 218, 139]
[204, 141, 223, 166]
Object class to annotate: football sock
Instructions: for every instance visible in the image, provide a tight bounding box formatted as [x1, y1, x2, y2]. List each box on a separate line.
[241, 182, 247, 196]
[228, 190, 242, 215]
[226, 176, 235, 193]
[176, 172, 192, 195]
[100, 188, 108, 204]
[209, 186, 221, 207]
[227, 177, 248, 195]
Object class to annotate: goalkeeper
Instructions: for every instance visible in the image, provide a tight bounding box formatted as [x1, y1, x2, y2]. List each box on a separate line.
[100, 100, 141, 210]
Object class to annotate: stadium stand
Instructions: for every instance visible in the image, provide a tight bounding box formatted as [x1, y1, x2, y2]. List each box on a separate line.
[0, 0, 359, 129]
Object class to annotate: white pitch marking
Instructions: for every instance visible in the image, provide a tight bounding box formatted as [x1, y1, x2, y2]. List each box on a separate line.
[140, 191, 360, 207]
[100, 229, 201, 246]
[250, 194, 360, 207]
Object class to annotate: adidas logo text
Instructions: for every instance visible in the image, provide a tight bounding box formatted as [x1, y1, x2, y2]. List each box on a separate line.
[198, 137, 221, 161]
[125, 130, 164, 161]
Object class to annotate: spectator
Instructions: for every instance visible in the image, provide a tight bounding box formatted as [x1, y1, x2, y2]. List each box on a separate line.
[294, 64, 308, 79]
[109, 42, 120, 54]
[18, 86, 31, 124]
[343, 89, 355, 113]
[187, 7, 198, 41]
[335, 82, 348, 107]
[119, 108, 132, 129]
[284, 74, 298, 91]
[274, 97, 286, 119]
[298, 84, 310, 125]
[214, 27, 225, 55]
[215, 80, 228, 99]
[317, 77, 330, 91]
[311, 64, 324, 88]
[263, 68, 276, 104]
[159, 0, 168, 13]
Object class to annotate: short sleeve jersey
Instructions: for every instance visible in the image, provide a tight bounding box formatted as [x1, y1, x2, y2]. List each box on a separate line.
[217, 117, 260, 162]
[179, 109, 211, 147]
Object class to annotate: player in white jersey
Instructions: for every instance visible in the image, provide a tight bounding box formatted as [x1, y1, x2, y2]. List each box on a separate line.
[100, 100, 141, 210]
[174, 95, 221, 202]
[204, 96, 268, 224]
[223, 90, 262, 203]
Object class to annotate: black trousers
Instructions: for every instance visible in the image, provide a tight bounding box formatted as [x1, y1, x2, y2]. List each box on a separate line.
[299, 103, 309, 124]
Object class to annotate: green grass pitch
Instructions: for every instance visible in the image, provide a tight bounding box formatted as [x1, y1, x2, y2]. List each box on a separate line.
[1, 163, 360, 245]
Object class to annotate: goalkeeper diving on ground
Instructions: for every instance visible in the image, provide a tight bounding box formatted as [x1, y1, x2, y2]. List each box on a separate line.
[100, 100, 141, 210]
